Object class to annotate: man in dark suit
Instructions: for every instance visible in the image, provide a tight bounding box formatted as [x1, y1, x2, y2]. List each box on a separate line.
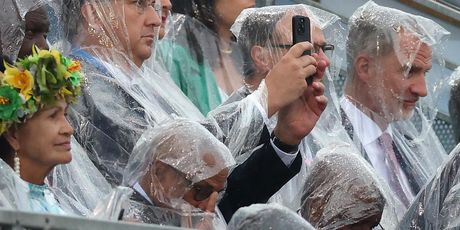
[339, 2, 447, 209]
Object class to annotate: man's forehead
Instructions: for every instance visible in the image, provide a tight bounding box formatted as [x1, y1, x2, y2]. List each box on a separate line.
[397, 32, 432, 66]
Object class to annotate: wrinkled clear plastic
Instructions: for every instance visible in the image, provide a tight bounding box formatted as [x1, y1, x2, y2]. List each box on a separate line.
[399, 67, 460, 228]
[227, 203, 315, 230]
[121, 118, 234, 228]
[0, 137, 130, 220]
[228, 3, 353, 211]
[0, 0, 46, 60]
[58, 0, 268, 186]
[300, 144, 388, 229]
[156, 12, 246, 115]
[398, 143, 460, 229]
[340, 0, 449, 213]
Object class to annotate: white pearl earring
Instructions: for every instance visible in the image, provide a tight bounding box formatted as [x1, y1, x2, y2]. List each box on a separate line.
[14, 153, 20, 176]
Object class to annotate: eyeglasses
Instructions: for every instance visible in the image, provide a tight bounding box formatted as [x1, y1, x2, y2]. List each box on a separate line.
[272, 43, 335, 57]
[190, 181, 224, 202]
[131, 0, 161, 14]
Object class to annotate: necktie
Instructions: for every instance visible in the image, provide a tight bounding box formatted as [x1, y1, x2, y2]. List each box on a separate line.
[378, 132, 410, 207]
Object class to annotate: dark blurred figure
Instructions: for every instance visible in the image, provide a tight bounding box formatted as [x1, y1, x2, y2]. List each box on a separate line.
[17, 7, 50, 59]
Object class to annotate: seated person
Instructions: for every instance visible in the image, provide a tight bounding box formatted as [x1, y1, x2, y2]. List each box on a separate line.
[227, 203, 314, 230]
[300, 144, 386, 230]
[0, 46, 83, 214]
[122, 118, 234, 228]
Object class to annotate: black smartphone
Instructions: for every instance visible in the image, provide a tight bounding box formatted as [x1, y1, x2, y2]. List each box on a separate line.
[292, 15, 313, 84]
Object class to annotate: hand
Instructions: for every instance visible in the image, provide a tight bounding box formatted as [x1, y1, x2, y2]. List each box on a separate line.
[265, 42, 317, 117]
[274, 81, 328, 145]
[194, 192, 219, 230]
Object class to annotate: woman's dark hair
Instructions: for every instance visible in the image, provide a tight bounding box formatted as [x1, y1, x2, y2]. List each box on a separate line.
[0, 135, 14, 162]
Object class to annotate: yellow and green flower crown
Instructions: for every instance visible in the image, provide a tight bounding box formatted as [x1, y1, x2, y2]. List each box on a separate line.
[0, 46, 84, 134]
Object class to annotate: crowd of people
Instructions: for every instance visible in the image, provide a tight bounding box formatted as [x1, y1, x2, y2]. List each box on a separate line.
[0, 0, 459, 229]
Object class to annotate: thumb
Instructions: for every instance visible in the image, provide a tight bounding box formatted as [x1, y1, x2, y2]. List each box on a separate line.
[205, 192, 219, 213]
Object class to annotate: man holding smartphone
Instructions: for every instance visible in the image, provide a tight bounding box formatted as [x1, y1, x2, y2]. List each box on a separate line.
[217, 4, 341, 218]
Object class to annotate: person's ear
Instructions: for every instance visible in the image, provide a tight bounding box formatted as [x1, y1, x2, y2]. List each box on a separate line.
[80, 2, 102, 30]
[4, 129, 20, 152]
[354, 53, 373, 83]
[251, 46, 270, 74]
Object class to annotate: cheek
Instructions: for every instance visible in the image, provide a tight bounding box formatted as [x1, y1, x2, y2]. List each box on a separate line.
[17, 122, 52, 155]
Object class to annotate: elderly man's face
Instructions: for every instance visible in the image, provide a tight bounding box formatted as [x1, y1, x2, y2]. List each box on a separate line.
[147, 153, 228, 212]
[367, 33, 431, 121]
[182, 168, 228, 211]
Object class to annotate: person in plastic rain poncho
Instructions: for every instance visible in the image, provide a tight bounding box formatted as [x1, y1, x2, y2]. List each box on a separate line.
[122, 119, 234, 229]
[341, 0, 449, 211]
[0, 47, 83, 215]
[62, 0, 327, 218]
[300, 144, 386, 230]
[156, 0, 255, 114]
[227, 4, 351, 210]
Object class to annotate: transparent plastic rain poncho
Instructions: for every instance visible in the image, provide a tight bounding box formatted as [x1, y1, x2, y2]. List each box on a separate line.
[227, 203, 314, 230]
[155, 1, 249, 115]
[340, 0, 449, 209]
[397, 143, 460, 229]
[0, 136, 130, 220]
[398, 68, 460, 229]
[300, 144, 387, 229]
[229, 4, 353, 210]
[449, 67, 460, 144]
[122, 118, 234, 229]
[0, 0, 131, 220]
[59, 0, 268, 185]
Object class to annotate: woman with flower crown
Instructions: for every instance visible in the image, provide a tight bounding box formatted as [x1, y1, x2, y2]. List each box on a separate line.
[0, 46, 83, 214]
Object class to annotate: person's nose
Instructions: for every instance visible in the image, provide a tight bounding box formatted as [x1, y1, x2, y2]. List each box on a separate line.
[61, 116, 74, 136]
[162, 0, 172, 13]
[318, 49, 330, 67]
[145, 4, 162, 28]
[410, 74, 428, 98]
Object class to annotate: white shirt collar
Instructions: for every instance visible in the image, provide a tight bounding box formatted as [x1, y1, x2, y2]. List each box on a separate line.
[340, 97, 393, 145]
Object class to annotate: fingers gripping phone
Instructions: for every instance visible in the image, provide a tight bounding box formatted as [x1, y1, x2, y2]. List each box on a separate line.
[292, 15, 313, 85]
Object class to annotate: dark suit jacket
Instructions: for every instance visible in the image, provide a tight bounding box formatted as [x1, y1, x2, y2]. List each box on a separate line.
[218, 120, 303, 223]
